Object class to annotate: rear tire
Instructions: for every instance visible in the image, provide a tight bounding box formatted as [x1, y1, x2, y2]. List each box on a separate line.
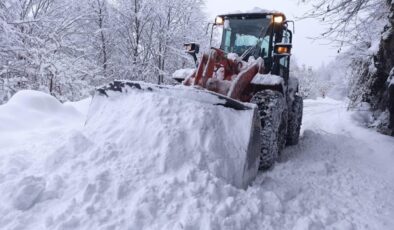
[251, 90, 287, 170]
[286, 95, 303, 145]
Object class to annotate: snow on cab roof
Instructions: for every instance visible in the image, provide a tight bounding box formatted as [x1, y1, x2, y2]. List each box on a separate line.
[221, 7, 283, 16]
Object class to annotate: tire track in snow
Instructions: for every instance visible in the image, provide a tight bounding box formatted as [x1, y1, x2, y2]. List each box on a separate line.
[252, 98, 394, 230]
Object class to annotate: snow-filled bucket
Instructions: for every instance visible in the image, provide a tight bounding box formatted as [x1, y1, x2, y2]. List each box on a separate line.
[86, 81, 261, 189]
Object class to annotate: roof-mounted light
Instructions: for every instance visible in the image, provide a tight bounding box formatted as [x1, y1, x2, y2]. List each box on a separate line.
[215, 16, 224, 25]
[273, 15, 284, 24]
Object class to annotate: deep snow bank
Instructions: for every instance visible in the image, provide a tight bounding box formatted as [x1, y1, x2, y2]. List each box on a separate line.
[1, 90, 394, 230]
[0, 90, 83, 131]
[64, 97, 92, 118]
[0, 87, 266, 230]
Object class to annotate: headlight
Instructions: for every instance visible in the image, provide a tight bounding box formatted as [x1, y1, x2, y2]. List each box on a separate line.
[277, 46, 288, 54]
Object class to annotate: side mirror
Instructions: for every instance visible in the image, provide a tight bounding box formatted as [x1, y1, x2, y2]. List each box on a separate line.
[184, 43, 200, 66]
[284, 20, 295, 34]
[184, 42, 199, 54]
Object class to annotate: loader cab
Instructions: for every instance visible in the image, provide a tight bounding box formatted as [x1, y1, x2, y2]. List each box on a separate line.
[214, 12, 293, 79]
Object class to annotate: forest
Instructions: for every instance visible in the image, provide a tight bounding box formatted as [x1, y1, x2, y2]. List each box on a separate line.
[0, 0, 207, 101]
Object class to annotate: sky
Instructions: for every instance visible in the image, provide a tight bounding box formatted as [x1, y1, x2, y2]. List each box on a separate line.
[204, 0, 338, 69]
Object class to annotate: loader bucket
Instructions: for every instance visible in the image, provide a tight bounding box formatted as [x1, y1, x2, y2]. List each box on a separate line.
[86, 80, 261, 189]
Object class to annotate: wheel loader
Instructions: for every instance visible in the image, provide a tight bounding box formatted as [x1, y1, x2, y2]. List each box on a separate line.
[91, 9, 303, 187]
[174, 10, 303, 169]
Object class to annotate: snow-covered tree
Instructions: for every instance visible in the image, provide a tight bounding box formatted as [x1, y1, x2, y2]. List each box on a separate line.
[0, 0, 207, 103]
[304, 0, 394, 135]
[303, 0, 389, 46]
[110, 0, 207, 83]
[0, 0, 96, 101]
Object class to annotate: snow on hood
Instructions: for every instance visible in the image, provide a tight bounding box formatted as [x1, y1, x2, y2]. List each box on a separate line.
[172, 68, 195, 80]
[251, 74, 284, 86]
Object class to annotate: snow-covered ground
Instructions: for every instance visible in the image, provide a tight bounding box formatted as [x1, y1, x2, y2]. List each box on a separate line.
[0, 90, 393, 230]
[256, 98, 394, 229]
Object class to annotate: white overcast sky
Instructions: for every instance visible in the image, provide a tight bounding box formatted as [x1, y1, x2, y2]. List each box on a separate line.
[204, 0, 337, 68]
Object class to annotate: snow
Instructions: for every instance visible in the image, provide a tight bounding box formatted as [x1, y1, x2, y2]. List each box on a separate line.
[0, 90, 84, 131]
[146, 82, 231, 107]
[0, 89, 394, 229]
[172, 68, 195, 80]
[382, 27, 393, 41]
[368, 39, 380, 55]
[86, 84, 259, 189]
[64, 97, 92, 118]
[368, 61, 378, 74]
[288, 77, 299, 101]
[224, 7, 280, 16]
[227, 53, 240, 61]
[12, 176, 47, 211]
[251, 73, 284, 86]
[388, 68, 394, 86]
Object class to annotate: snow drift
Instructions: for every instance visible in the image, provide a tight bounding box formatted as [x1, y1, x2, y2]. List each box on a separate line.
[1, 90, 394, 230]
[0, 87, 266, 230]
[0, 90, 83, 131]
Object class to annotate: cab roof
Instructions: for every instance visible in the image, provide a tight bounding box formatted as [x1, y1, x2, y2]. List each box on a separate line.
[218, 7, 286, 20]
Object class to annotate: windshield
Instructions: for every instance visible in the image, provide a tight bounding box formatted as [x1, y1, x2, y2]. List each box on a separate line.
[220, 17, 271, 59]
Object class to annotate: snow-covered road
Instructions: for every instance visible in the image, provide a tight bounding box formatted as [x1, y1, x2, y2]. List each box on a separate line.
[253, 98, 394, 229]
[0, 91, 393, 230]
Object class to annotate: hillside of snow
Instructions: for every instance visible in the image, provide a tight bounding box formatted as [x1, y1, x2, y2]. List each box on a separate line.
[0, 90, 393, 230]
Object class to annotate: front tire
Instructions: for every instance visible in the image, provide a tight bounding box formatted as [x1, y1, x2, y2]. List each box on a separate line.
[251, 90, 287, 170]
